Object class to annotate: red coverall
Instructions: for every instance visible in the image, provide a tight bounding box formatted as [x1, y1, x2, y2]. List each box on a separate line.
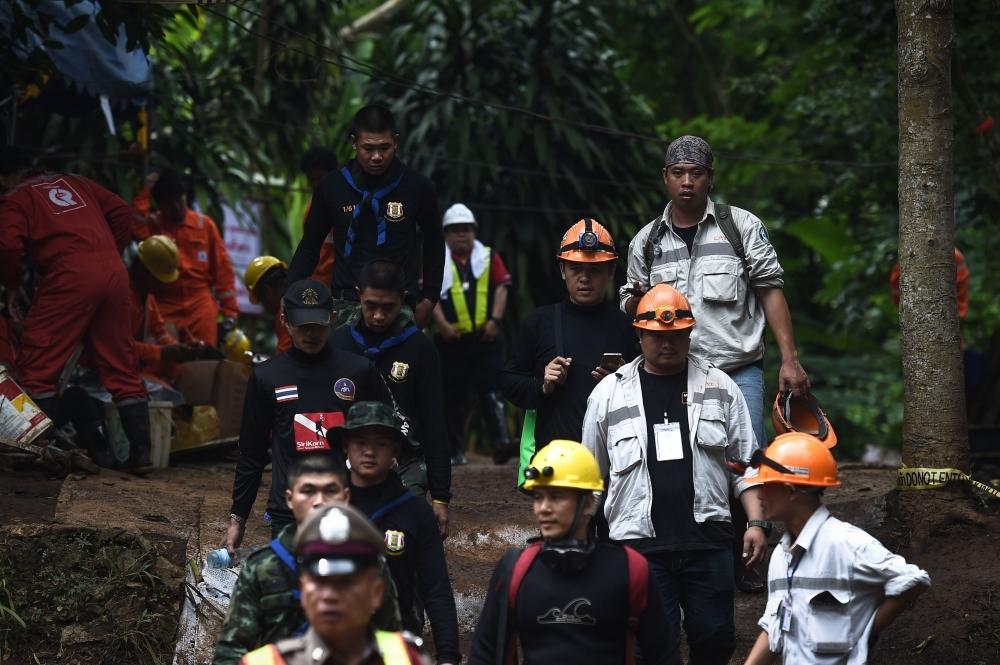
[133, 188, 239, 347]
[0, 173, 146, 402]
[305, 201, 335, 286]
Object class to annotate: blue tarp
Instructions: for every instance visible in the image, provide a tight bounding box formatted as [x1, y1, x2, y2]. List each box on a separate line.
[2, 0, 153, 104]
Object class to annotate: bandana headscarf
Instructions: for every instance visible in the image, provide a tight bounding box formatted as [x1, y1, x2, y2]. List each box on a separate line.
[664, 135, 714, 169]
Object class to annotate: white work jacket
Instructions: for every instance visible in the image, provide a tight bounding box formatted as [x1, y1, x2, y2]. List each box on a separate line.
[582, 355, 757, 541]
[758, 505, 931, 664]
[620, 199, 784, 371]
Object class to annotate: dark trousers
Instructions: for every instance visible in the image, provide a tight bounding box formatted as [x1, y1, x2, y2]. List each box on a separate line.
[645, 548, 736, 665]
[268, 512, 294, 540]
[436, 334, 508, 455]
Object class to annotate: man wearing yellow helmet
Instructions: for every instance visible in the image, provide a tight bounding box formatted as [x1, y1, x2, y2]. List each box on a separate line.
[131, 235, 200, 383]
[743, 433, 930, 664]
[243, 256, 291, 354]
[469, 440, 678, 665]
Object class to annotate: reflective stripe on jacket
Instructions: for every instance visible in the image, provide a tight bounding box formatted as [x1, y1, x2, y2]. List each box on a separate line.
[582, 355, 757, 539]
[620, 199, 783, 371]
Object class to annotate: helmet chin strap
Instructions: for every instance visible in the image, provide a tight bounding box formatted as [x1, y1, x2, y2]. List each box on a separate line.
[540, 493, 595, 573]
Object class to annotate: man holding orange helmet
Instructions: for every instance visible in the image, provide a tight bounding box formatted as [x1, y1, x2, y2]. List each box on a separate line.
[743, 433, 929, 664]
[504, 219, 638, 476]
[583, 283, 764, 665]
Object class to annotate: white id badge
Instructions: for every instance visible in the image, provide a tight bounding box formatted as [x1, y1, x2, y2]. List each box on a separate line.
[653, 422, 683, 461]
[780, 599, 792, 632]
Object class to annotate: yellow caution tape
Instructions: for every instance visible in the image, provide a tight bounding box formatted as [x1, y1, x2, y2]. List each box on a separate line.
[896, 466, 1000, 500]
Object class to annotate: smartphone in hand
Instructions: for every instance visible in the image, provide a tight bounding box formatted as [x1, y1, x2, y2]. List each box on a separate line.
[600, 352, 625, 372]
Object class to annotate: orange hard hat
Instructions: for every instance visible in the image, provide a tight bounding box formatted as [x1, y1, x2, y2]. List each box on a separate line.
[749, 432, 840, 488]
[772, 390, 837, 448]
[556, 218, 617, 263]
[633, 283, 695, 331]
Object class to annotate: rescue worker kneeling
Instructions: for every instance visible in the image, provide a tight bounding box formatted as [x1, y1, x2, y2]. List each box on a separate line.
[239, 503, 430, 665]
[468, 440, 679, 665]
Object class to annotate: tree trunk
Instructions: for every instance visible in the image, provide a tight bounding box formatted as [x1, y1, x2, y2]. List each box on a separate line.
[896, 0, 976, 546]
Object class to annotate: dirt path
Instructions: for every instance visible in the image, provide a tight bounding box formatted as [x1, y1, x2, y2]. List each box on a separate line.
[2, 452, 998, 664]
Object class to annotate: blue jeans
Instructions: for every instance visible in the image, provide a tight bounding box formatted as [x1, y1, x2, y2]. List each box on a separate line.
[646, 549, 736, 665]
[726, 363, 765, 449]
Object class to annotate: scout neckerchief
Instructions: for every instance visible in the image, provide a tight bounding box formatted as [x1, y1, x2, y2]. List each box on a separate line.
[340, 164, 405, 257]
[350, 321, 419, 359]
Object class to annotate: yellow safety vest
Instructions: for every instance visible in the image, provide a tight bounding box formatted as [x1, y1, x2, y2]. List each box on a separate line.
[240, 631, 411, 665]
[449, 248, 491, 334]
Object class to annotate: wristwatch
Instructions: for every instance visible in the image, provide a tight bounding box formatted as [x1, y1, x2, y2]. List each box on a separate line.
[748, 519, 773, 536]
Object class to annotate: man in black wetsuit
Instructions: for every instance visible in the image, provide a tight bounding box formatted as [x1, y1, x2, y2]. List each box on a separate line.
[502, 218, 638, 483]
[223, 279, 393, 554]
[341, 401, 461, 665]
[287, 105, 443, 328]
[328, 259, 451, 537]
[468, 439, 678, 665]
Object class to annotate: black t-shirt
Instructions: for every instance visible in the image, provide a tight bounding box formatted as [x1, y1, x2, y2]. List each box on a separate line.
[627, 364, 731, 553]
[673, 224, 698, 254]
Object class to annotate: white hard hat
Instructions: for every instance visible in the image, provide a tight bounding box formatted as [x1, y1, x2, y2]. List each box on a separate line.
[442, 203, 477, 228]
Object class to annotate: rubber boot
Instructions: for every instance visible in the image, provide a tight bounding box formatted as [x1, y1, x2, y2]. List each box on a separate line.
[61, 388, 115, 469]
[118, 401, 153, 476]
[483, 391, 514, 465]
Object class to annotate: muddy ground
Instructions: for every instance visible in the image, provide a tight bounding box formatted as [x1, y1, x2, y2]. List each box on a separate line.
[1, 451, 998, 664]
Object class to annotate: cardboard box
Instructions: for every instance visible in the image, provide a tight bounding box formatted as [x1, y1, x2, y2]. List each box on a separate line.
[174, 360, 250, 443]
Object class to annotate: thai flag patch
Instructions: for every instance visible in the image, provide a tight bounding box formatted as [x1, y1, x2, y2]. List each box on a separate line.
[274, 385, 298, 402]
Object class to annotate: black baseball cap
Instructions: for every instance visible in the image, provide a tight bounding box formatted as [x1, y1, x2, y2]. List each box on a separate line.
[283, 279, 334, 327]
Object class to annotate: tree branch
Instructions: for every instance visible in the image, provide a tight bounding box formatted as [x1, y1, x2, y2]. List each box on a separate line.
[338, 0, 414, 42]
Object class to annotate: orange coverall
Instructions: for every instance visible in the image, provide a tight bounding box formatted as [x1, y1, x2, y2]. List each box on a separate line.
[129, 285, 181, 384]
[133, 188, 239, 347]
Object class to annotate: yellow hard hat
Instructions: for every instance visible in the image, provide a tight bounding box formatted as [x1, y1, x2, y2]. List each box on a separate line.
[222, 328, 252, 364]
[137, 235, 180, 284]
[523, 440, 604, 492]
[243, 256, 288, 304]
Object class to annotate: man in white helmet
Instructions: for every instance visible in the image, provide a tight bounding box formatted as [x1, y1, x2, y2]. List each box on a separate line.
[432, 203, 514, 465]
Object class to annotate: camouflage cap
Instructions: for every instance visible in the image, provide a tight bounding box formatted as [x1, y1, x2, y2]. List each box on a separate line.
[331, 400, 412, 449]
[295, 503, 384, 576]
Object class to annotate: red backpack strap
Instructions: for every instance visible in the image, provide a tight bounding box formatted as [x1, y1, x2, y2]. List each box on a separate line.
[622, 546, 649, 665]
[502, 542, 543, 665]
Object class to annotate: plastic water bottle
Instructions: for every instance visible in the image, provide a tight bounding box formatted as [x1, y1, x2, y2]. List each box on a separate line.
[206, 547, 256, 568]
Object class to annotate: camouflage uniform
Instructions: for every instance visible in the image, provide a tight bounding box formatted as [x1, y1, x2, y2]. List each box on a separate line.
[213, 524, 402, 665]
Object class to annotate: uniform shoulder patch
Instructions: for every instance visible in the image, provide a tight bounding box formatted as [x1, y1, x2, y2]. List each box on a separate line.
[758, 223, 770, 245]
[334, 378, 356, 401]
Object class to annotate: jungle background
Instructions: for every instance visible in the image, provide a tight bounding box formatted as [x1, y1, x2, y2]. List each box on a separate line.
[3, 0, 999, 458]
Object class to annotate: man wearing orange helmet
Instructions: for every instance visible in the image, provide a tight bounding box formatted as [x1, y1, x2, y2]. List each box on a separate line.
[504, 219, 638, 473]
[583, 283, 764, 665]
[743, 433, 930, 664]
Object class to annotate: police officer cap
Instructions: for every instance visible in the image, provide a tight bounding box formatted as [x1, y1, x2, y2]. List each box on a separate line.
[283, 279, 334, 327]
[295, 503, 385, 576]
[333, 401, 413, 449]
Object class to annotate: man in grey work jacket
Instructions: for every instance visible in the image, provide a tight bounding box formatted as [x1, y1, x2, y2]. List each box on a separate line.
[584, 283, 766, 665]
[620, 135, 810, 450]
